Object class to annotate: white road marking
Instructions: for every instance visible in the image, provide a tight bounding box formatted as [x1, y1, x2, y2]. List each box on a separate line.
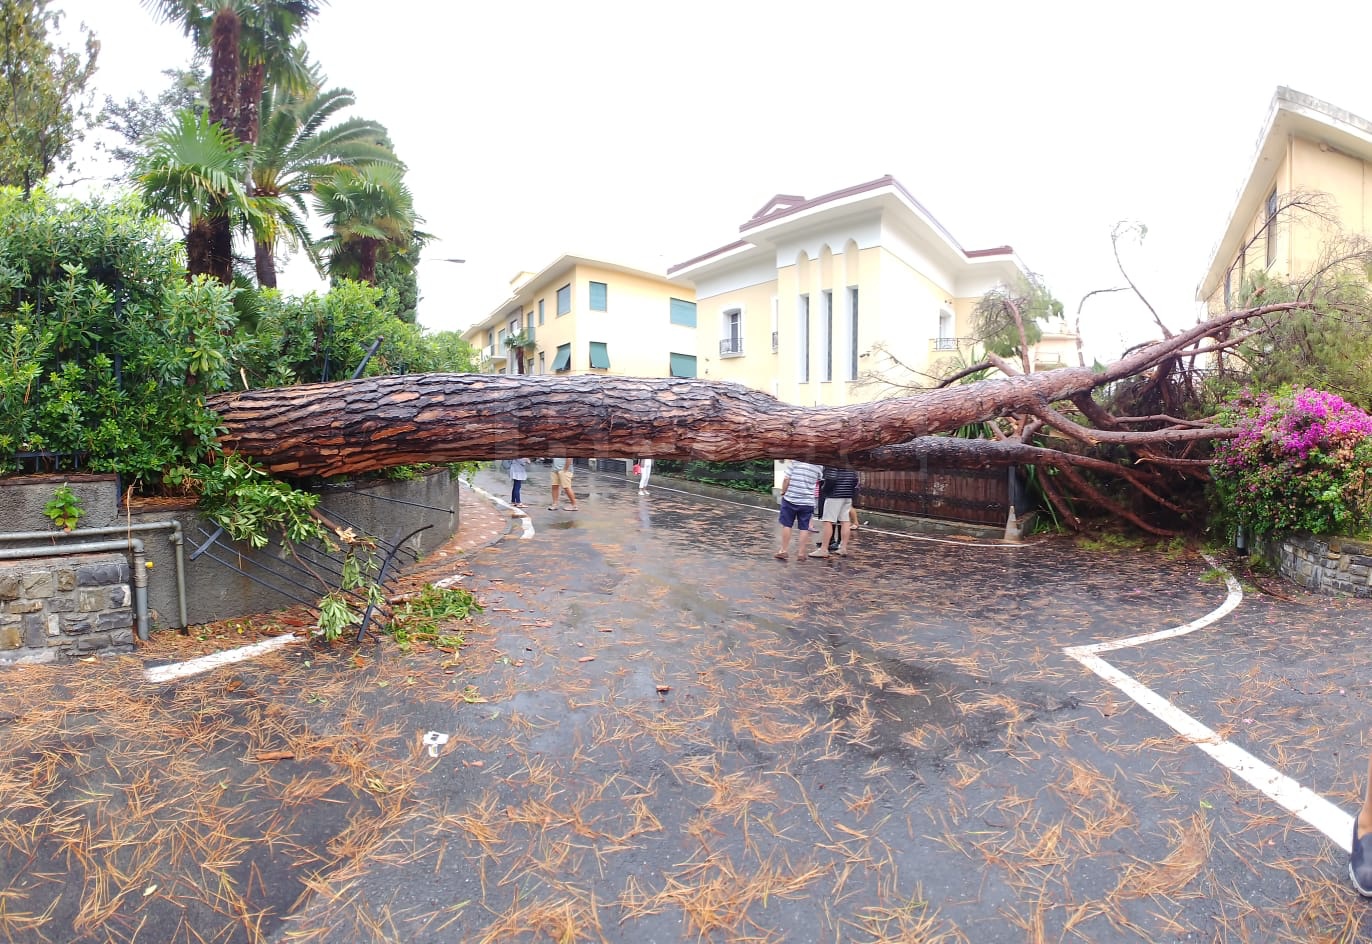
[1064, 554, 1352, 851]
[144, 632, 299, 683]
[463, 480, 534, 539]
[638, 481, 1039, 549]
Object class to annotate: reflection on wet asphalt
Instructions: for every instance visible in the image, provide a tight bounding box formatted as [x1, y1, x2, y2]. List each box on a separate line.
[302, 469, 1372, 943]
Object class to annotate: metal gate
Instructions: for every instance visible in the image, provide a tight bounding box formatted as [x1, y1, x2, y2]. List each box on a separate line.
[858, 465, 1013, 527]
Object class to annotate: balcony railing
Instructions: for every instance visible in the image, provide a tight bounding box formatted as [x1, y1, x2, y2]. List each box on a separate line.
[720, 337, 744, 357]
[485, 344, 508, 361]
[931, 337, 959, 352]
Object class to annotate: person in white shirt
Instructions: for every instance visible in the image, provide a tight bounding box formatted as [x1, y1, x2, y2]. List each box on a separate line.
[774, 460, 822, 559]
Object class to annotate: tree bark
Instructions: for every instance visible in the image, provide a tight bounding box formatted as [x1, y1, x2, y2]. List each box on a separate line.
[254, 239, 277, 289]
[209, 368, 1217, 479]
[206, 299, 1315, 538]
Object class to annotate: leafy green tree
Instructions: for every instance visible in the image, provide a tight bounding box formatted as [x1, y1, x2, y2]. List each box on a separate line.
[0, 188, 237, 484]
[368, 231, 424, 323]
[0, 0, 98, 197]
[969, 273, 1063, 366]
[313, 162, 422, 285]
[423, 330, 480, 373]
[249, 82, 394, 288]
[1222, 270, 1372, 412]
[103, 66, 207, 177]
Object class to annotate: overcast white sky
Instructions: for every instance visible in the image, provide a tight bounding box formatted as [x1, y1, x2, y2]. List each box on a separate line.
[53, 0, 1372, 361]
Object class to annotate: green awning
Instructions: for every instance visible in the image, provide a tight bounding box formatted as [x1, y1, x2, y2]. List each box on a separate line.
[552, 344, 571, 371]
[588, 341, 610, 369]
[669, 352, 697, 378]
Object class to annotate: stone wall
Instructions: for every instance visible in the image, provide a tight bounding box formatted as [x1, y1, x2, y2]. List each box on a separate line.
[0, 553, 133, 664]
[0, 469, 464, 661]
[1259, 533, 1372, 597]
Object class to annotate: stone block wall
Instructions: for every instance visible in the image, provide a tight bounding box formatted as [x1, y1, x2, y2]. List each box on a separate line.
[0, 553, 134, 664]
[1260, 534, 1372, 597]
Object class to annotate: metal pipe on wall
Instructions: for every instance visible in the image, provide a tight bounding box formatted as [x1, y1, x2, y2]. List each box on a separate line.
[1, 520, 187, 629]
[0, 537, 150, 641]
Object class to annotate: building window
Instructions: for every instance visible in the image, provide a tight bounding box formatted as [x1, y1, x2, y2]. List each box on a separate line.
[557, 283, 571, 315]
[538, 351, 545, 374]
[526, 312, 534, 331]
[798, 294, 810, 383]
[538, 299, 545, 325]
[486, 328, 494, 349]
[820, 290, 833, 382]
[552, 343, 571, 371]
[847, 287, 859, 380]
[509, 315, 520, 336]
[670, 297, 697, 327]
[589, 281, 607, 311]
[771, 296, 779, 353]
[669, 352, 697, 377]
[1265, 187, 1278, 268]
[720, 308, 743, 357]
[588, 341, 610, 369]
[935, 310, 956, 351]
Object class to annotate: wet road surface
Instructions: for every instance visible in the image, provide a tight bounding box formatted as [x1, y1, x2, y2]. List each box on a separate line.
[3, 467, 1372, 943]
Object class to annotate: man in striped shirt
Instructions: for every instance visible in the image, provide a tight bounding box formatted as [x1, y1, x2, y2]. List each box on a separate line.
[775, 460, 822, 559]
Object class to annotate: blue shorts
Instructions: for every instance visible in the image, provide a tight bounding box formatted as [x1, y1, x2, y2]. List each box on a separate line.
[778, 498, 814, 531]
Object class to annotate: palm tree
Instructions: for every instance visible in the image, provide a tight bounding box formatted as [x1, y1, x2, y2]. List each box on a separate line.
[142, 0, 319, 142]
[135, 110, 261, 282]
[249, 82, 395, 287]
[141, 0, 320, 281]
[233, 3, 320, 146]
[312, 163, 421, 285]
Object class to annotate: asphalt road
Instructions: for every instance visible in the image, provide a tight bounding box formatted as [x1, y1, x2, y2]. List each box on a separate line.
[4, 466, 1371, 943]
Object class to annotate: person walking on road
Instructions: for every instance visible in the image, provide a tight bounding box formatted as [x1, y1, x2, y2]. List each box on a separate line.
[548, 458, 579, 511]
[775, 460, 822, 559]
[810, 466, 859, 558]
[637, 458, 654, 494]
[509, 457, 531, 507]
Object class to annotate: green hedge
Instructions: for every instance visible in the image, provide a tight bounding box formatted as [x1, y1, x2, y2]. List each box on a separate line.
[654, 459, 774, 494]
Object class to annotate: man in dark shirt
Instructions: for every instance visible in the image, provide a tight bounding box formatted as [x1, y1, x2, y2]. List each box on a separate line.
[810, 466, 859, 557]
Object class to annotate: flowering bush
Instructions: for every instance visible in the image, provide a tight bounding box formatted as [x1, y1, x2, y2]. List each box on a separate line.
[1211, 388, 1372, 536]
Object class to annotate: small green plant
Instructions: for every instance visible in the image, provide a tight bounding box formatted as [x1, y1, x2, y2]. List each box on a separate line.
[43, 483, 84, 531]
[388, 584, 481, 652]
[1076, 531, 1141, 552]
[447, 460, 484, 484]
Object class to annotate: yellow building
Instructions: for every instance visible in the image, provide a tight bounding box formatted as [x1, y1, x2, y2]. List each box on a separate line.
[462, 255, 697, 378]
[1198, 87, 1372, 312]
[668, 175, 1071, 406]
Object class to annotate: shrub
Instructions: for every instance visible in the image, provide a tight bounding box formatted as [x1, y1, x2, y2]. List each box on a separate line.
[1211, 387, 1372, 537]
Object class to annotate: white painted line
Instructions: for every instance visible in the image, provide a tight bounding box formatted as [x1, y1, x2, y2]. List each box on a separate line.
[632, 480, 1038, 549]
[1064, 554, 1352, 851]
[1069, 562, 1244, 654]
[144, 632, 299, 683]
[463, 481, 534, 539]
